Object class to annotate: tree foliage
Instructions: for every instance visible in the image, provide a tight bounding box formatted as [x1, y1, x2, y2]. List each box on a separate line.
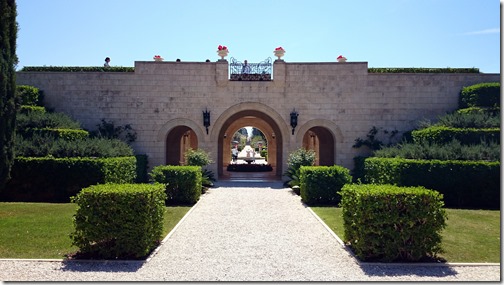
[0, 0, 18, 190]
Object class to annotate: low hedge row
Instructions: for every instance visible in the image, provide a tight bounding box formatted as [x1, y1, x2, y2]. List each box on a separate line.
[20, 128, 89, 141]
[1, 156, 137, 202]
[71, 183, 166, 259]
[364, 157, 500, 209]
[299, 165, 352, 205]
[21, 66, 135, 72]
[149, 165, 202, 205]
[412, 126, 500, 145]
[340, 184, 446, 262]
[368, 67, 479, 73]
[19, 105, 45, 115]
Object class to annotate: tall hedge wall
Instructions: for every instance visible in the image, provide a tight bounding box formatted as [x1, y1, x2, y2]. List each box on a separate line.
[364, 157, 500, 209]
[1, 156, 137, 202]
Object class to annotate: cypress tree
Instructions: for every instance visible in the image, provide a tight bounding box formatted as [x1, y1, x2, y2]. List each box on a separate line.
[0, 0, 18, 189]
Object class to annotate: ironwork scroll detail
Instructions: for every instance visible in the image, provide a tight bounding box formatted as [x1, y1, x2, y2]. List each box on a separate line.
[229, 57, 272, 81]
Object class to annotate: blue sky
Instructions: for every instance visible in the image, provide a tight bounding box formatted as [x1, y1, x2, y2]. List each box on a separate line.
[16, 0, 501, 73]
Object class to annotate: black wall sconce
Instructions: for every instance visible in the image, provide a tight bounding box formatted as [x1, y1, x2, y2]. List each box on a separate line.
[290, 109, 298, 135]
[203, 108, 210, 134]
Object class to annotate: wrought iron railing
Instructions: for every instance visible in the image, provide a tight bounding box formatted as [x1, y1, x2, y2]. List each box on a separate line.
[229, 57, 272, 81]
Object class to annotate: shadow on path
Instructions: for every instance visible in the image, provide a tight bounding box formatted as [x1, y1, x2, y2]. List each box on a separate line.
[213, 180, 285, 189]
[360, 264, 458, 277]
[61, 260, 144, 273]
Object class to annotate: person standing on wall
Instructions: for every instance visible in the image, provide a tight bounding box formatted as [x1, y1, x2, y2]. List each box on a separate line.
[104, 57, 111, 67]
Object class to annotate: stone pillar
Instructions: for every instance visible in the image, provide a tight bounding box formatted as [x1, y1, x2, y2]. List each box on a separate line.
[216, 60, 228, 87]
[273, 60, 286, 87]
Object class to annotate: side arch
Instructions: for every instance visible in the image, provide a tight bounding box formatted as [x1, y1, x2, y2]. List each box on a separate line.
[156, 118, 205, 165]
[295, 119, 344, 166]
[157, 118, 205, 142]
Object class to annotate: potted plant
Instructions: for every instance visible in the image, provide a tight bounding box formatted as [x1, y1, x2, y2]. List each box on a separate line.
[153, 55, 164, 62]
[274, 47, 285, 60]
[217, 45, 229, 60]
[337, 55, 347, 63]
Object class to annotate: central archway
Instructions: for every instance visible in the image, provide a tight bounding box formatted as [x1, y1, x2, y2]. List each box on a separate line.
[213, 103, 286, 179]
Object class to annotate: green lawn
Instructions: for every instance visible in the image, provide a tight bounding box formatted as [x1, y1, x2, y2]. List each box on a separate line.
[311, 207, 500, 263]
[0, 202, 191, 259]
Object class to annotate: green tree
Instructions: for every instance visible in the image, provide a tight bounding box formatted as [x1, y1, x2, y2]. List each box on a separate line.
[0, 0, 18, 190]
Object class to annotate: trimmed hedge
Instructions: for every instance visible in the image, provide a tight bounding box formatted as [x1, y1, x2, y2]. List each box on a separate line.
[16, 111, 81, 130]
[149, 165, 202, 205]
[21, 128, 89, 141]
[1, 156, 137, 202]
[459, 82, 500, 108]
[411, 126, 500, 145]
[70, 183, 166, 259]
[21, 66, 135, 72]
[368, 67, 479, 73]
[14, 135, 134, 158]
[364, 157, 500, 209]
[340, 184, 447, 262]
[19, 105, 45, 115]
[457, 107, 500, 116]
[299, 165, 352, 205]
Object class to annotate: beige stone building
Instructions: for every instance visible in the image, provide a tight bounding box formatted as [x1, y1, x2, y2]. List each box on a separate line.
[16, 59, 499, 180]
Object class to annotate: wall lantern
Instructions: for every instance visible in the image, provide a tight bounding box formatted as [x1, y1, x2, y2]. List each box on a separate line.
[203, 108, 211, 135]
[290, 108, 298, 135]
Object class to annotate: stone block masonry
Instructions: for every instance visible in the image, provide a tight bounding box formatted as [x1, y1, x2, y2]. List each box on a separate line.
[16, 61, 500, 179]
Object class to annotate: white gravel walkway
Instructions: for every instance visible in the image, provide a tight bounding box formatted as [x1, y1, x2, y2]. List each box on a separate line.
[0, 181, 500, 281]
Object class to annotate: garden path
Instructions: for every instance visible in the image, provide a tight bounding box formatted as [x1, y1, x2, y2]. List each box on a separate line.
[0, 181, 499, 281]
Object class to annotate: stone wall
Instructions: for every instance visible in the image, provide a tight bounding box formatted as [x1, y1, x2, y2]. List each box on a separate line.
[16, 61, 500, 178]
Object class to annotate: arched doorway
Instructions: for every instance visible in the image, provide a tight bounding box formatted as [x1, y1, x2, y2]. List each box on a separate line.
[217, 110, 283, 178]
[302, 126, 335, 166]
[165, 126, 198, 165]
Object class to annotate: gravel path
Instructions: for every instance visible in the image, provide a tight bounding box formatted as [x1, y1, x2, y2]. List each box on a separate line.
[0, 182, 500, 281]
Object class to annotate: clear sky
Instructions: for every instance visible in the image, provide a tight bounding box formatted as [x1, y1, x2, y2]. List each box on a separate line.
[16, 0, 501, 73]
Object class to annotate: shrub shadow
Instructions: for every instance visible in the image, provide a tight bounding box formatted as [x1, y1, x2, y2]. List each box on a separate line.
[213, 181, 285, 189]
[61, 260, 144, 273]
[359, 263, 458, 277]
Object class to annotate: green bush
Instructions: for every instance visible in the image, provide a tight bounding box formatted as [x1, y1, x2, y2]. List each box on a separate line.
[299, 165, 352, 205]
[374, 140, 500, 161]
[433, 112, 500, 128]
[368, 67, 479, 73]
[70, 183, 166, 259]
[16, 85, 43, 106]
[184, 148, 212, 167]
[340, 184, 447, 262]
[149, 165, 202, 205]
[284, 148, 316, 187]
[16, 111, 81, 130]
[364, 157, 500, 209]
[184, 148, 215, 189]
[2, 156, 137, 202]
[90, 119, 137, 144]
[14, 134, 133, 158]
[20, 128, 89, 141]
[459, 82, 500, 108]
[21, 66, 135, 72]
[457, 107, 500, 116]
[411, 126, 500, 145]
[19, 105, 45, 115]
